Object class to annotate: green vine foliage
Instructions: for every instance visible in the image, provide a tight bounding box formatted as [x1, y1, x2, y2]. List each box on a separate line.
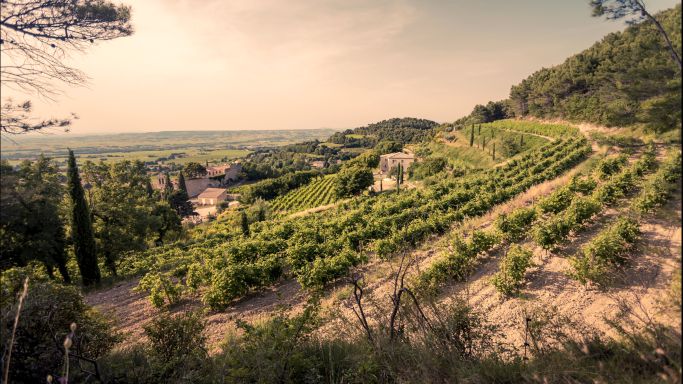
[491, 245, 534, 296]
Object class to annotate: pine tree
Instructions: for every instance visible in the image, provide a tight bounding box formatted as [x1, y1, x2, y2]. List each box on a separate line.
[67, 150, 101, 286]
[178, 172, 188, 194]
[469, 127, 474, 147]
[241, 211, 250, 237]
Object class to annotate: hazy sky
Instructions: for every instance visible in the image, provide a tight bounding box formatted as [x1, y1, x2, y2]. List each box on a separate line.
[1, 0, 680, 135]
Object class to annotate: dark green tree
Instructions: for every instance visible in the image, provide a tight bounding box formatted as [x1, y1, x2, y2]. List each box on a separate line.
[184, 162, 207, 179]
[493, 143, 496, 160]
[150, 202, 182, 246]
[241, 211, 250, 237]
[0, 157, 71, 283]
[590, 0, 681, 70]
[469, 126, 475, 147]
[145, 178, 155, 198]
[168, 190, 194, 217]
[163, 172, 174, 198]
[178, 171, 188, 194]
[334, 165, 374, 198]
[67, 150, 100, 286]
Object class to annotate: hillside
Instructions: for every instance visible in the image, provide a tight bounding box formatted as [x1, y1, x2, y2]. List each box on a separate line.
[461, 6, 681, 135]
[2, 4, 682, 384]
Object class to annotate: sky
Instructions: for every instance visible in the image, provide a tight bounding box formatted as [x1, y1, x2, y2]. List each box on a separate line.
[1, 0, 680, 135]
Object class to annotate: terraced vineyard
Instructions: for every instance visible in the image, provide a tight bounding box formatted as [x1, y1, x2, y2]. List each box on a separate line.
[270, 174, 338, 212]
[127, 135, 592, 309]
[417, 144, 682, 296]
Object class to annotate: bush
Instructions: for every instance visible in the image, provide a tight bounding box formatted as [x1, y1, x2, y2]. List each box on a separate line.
[569, 217, 640, 286]
[495, 206, 537, 242]
[491, 245, 534, 296]
[0, 268, 120, 383]
[136, 272, 183, 308]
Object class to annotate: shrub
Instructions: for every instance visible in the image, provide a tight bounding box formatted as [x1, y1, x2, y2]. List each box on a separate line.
[0, 268, 120, 383]
[136, 272, 183, 308]
[569, 217, 640, 286]
[495, 207, 537, 242]
[491, 245, 534, 296]
[142, 311, 207, 380]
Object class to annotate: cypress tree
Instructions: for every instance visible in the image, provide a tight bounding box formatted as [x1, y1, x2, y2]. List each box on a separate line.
[520, 135, 524, 146]
[67, 150, 101, 286]
[163, 172, 173, 198]
[241, 211, 250, 237]
[478, 124, 481, 135]
[469, 127, 474, 147]
[399, 163, 404, 184]
[145, 178, 154, 198]
[492, 143, 496, 160]
[483, 136, 486, 149]
[178, 171, 188, 194]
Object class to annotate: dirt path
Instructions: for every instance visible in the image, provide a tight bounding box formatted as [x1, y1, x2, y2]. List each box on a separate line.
[86, 277, 307, 352]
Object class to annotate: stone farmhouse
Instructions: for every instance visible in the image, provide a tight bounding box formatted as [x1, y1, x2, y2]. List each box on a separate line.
[155, 162, 242, 198]
[197, 188, 228, 205]
[379, 152, 415, 175]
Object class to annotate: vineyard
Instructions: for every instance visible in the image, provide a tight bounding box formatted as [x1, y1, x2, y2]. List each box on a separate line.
[270, 174, 338, 213]
[417, 143, 682, 296]
[126, 134, 592, 309]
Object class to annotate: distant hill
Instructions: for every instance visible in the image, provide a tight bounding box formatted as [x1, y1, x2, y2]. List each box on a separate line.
[460, 5, 681, 134]
[0, 128, 337, 160]
[329, 117, 438, 146]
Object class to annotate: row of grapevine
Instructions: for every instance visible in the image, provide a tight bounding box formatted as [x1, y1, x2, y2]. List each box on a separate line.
[483, 119, 581, 138]
[270, 174, 338, 212]
[129, 136, 591, 309]
[415, 150, 639, 296]
[532, 146, 657, 251]
[568, 148, 682, 286]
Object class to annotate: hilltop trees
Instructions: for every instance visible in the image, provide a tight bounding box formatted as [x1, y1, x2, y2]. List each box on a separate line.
[590, 0, 681, 70]
[67, 150, 101, 285]
[509, 6, 681, 132]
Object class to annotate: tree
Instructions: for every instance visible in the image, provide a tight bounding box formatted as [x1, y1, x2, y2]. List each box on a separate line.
[334, 165, 374, 198]
[0, 157, 71, 283]
[1, 0, 133, 134]
[469, 126, 475, 147]
[493, 143, 496, 160]
[81, 160, 169, 276]
[178, 172, 188, 194]
[163, 172, 174, 198]
[241, 211, 250, 237]
[145, 178, 155, 198]
[168, 190, 194, 218]
[184, 162, 207, 179]
[150, 202, 182, 246]
[590, 0, 681, 71]
[66, 150, 100, 286]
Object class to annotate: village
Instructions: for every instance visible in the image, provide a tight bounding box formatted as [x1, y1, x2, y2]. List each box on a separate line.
[151, 150, 416, 223]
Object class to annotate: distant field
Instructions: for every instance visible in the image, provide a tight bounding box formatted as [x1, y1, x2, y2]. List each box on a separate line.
[1, 129, 336, 165]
